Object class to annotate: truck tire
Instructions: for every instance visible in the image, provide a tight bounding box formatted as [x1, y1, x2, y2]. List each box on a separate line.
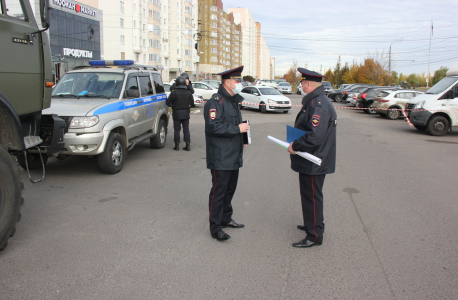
[0, 145, 24, 251]
[16, 152, 48, 170]
[97, 132, 126, 174]
[427, 115, 449, 136]
[150, 119, 167, 149]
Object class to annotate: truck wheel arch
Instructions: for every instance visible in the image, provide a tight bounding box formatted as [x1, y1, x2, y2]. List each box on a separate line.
[427, 112, 452, 128]
[0, 92, 24, 151]
[97, 119, 127, 154]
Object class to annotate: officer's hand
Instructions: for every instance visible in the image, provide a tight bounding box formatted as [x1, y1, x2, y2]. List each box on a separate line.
[238, 123, 250, 133]
[287, 142, 296, 155]
[186, 79, 189, 85]
[243, 144, 248, 148]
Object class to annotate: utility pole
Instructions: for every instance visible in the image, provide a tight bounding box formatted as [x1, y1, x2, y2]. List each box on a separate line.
[194, 20, 202, 82]
[389, 45, 391, 85]
[427, 19, 432, 88]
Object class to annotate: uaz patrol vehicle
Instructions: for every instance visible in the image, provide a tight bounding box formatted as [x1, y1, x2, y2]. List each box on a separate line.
[45, 60, 169, 174]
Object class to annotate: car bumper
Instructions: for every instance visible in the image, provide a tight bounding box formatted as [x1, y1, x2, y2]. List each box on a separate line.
[267, 105, 292, 111]
[279, 89, 292, 93]
[408, 110, 432, 126]
[60, 132, 106, 155]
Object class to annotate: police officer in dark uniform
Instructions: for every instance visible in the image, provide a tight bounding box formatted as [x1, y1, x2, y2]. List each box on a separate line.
[287, 68, 337, 248]
[203, 66, 249, 241]
[166, 76, 194, 151]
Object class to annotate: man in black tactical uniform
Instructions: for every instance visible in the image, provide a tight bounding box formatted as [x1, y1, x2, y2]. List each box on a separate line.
[287, 68, 337, 248]
[166, 76, 194, 151]
[170, 72, 195, 95]
[203, 66, 250, 241]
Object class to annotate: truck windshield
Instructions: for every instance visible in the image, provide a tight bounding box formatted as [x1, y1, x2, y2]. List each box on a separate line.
[426, 77, 458, 95]
[52, 73, 125, 99]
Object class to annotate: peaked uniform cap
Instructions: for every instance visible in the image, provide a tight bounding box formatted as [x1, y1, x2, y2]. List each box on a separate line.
[297, 68, 327, 82]
[218, 66, 244, 80]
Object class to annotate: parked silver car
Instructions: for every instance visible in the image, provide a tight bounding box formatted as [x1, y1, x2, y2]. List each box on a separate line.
[45, 60, 169, 174]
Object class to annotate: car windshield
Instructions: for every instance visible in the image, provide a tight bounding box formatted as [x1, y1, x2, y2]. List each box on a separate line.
[426, 77, 458, 94]
[52, 72, 125, 99]
[259, 88, 282, 95]
[279, 83, 291, 86]
[322, 82, 332, 88]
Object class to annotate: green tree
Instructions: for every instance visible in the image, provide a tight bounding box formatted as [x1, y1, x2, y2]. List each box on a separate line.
[406, 74, 420, 87]
[282, 60, 301, 86]
[324, 68, 334, 85]
[432, 66, 449, 85]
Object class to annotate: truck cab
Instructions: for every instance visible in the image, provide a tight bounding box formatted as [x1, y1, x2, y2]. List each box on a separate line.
[406, 61, 458, 136]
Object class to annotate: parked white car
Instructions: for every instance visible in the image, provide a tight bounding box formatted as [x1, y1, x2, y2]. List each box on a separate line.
[164, 83, 203, 106]
[257, 80, 279, 89]
[240, 86, 292, 113]
[277, 82, 292, 94]
[191, 82, 218, 100]
[373, 90, 424, 119]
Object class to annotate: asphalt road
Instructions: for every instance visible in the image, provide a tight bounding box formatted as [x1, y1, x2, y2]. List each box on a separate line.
[1, 94, 457, 299]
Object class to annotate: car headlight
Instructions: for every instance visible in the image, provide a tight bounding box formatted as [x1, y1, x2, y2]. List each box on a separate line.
[70, 116, 99, 128]
[414, 101, 425, 109]
[268, 100, 277, 104]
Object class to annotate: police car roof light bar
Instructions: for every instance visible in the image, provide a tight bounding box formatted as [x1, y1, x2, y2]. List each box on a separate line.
[89, 60, 135, 67]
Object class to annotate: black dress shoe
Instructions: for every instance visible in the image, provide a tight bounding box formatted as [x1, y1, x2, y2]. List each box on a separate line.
[211, 231, 231, 241]
[222, 220, 245, 228]
[292, 239, 322, 248]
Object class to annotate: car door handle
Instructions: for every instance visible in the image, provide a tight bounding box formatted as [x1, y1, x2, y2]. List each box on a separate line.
[137, 100, 143, 104]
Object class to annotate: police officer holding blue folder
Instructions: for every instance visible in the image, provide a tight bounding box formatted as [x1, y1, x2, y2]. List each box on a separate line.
[287, 68, 337, 248]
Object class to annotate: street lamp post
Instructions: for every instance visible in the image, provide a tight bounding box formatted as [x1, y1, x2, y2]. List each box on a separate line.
[389, 38, 404, 85]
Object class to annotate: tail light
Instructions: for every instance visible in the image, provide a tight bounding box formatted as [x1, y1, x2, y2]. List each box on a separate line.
[361, 93, 367, 99]
[344, 91, 347, 95]
[353, 95, 357, 99]
[379, 99, 389, 102]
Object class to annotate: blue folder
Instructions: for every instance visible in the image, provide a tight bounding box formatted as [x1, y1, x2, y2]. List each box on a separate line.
[287, 125, 306, 143]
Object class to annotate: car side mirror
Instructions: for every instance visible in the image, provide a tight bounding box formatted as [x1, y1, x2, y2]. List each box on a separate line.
[39, 0, 50, 28]
[254, 92, 259, 96]
[125, 89, 140, 98]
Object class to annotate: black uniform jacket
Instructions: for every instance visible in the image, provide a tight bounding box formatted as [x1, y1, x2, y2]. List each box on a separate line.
[291, 85, 337, 175]
[166, 89, 193, 120]
[204, 85, 244, 170]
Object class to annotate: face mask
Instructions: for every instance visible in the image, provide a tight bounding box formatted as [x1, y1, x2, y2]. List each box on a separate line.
[232, 89, 239, 94]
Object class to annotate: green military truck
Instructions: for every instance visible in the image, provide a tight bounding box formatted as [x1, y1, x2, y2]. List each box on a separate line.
[0, 0, 64, 251]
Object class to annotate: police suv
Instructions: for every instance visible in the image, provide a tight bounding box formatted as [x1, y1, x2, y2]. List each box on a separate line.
[43, 60, 169, 173]
[406, 61, 458, 136]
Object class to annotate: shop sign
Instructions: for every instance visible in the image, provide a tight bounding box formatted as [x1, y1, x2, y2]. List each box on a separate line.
[53, 0, 96, 17]
[63, 48, 93, 58]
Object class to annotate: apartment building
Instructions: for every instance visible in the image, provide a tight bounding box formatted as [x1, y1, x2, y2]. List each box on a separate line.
[99, 0, 149, 64]
[197, 0, 242, 80]
[227, 7, 256, 78]
[161, 0, 198, 82]
[270, 57, 276, 80]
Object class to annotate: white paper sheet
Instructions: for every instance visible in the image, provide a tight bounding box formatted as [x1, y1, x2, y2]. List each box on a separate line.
[267, 136, 322, 166]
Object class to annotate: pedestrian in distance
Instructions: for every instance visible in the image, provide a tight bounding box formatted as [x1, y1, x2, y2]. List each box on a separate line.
[203, 66, 249, 241]
[287, 68, 337, 248]
[166, 76, 194, 151]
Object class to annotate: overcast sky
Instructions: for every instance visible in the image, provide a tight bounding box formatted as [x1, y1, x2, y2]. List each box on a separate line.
[222, 0, 458, 78]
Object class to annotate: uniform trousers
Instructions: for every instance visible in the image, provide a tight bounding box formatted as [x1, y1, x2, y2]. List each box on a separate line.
[173, 119, 190, 143]
[299, 173, 326, 243]
[208, 169, 239, 234]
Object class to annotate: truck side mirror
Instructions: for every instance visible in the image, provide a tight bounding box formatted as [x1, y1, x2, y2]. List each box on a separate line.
[39, 0, 50, 29]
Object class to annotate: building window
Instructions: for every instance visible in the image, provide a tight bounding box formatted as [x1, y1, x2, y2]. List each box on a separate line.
[133, 20, 136, 28]
[177, 49, 179, 54]
[211, 48, 217, 54]
[149, 9, 152, 17]
[133, 37, 136, 45]
[121, 52, 125, 60]
[120, 18, 124, 27]
[120, 35, 125, 44]
[120, 1, 124, 12]
[133, 3, 136, 12]
[153, 10, 160, 20]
